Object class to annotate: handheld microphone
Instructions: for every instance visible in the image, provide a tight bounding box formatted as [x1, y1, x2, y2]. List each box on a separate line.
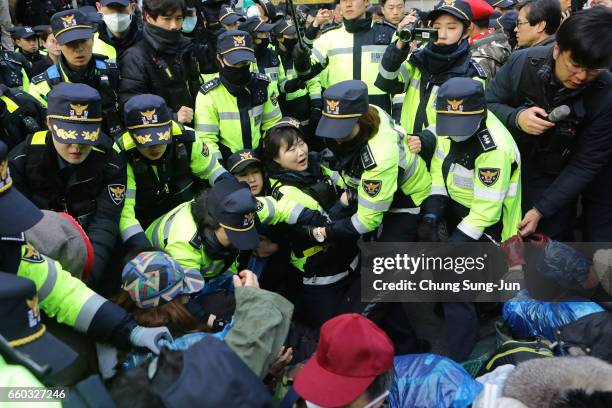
[547, 105, 571, 123]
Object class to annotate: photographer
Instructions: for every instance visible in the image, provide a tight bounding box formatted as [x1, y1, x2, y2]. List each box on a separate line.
[375, 0, 487, 163]
[486, 7, 612, 241]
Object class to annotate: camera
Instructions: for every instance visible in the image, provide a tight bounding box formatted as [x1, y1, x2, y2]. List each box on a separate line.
[398, 21, 438, 43]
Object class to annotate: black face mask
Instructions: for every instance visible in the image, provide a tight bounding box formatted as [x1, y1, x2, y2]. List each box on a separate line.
[282, 38, 298, 51]
[430, 42, 460, 55]
[221, 65, 251, 87]
[144, 22, 182, 51]
[326, 136, 364, 157]
[203, 228, 239, 260]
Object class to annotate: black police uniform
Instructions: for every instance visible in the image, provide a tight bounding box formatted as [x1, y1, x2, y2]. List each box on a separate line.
[0, 50, 31, 90]
[8, 83, 126, 289]
[0, 85, 46, 150]
[13, 26, 49, 75]
[486, 45, 612, 241]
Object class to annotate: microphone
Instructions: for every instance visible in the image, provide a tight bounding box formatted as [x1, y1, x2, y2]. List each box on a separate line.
[547, 105, 571, 123]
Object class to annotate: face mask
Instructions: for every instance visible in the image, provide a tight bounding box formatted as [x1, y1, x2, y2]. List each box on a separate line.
[449, 135, 471, 142]
[255, 37, 270, 50]
[282, 38, 298, 51]
[103, 12, 131, 33]
[182, 16, 198, 33]
[221, 65, 251, 87]
[203, 228, 238, 260]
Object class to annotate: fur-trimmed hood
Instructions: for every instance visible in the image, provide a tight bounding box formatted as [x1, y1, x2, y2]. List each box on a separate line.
[502, 356, 612, 407]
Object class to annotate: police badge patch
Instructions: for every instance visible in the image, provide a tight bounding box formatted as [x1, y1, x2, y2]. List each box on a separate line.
[362, 179, 382, 198]
[256, 199, 264, 212]
[108, 184, 126, 205]
[478, 168, 500, 187]
[201, 143, 210, 157]
[22, 242, 44, 263]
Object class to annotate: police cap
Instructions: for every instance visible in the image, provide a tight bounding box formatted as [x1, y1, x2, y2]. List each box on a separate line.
[273, 19, 296, 36]
[13, 26, 37, 39]
[225, 149, 262, 175]
[47, 83, 102, 146]
[219, 5, 246, 25]
[428, 0, 473, 23]
[239, 16, 275, 33]
[317, 80, 369, 139]
[0, 271, 79, 379]
[51, 10, 93, 45]
[0, 141, 43, 235]
[124, 94, 173, 148]
[217, 30, 256, 65]
[435, 77, 486, 137]
[207, 177, 259, 251]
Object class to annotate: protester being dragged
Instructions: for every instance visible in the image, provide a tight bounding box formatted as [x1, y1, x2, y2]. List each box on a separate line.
[113, 253, 293, 380]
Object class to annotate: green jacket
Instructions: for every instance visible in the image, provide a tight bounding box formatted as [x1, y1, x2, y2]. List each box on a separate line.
[145, 196, 314, 278]
[115, 121, 227, 244]
[194, 72, 282, 161]
[428, 113, 522, 241]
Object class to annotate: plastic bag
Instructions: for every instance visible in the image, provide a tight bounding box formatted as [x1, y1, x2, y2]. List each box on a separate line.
[503, 290, 603, 341]
[389, 354, 483, 408]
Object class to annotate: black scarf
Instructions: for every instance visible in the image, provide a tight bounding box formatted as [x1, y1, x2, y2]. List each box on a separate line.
[411, 39, 470, 76]
[343, 13, 372, 34]
[143, 23, 183, 54]
[267, 153, 322, 188]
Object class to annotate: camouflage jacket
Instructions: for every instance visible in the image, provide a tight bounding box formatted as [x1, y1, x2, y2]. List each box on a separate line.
[470, 30, 512, 83]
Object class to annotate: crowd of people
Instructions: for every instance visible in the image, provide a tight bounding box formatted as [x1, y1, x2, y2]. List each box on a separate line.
[0, 0, 612, 406]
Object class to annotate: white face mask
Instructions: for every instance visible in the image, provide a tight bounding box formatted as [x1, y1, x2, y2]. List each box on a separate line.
[182, 16, 198, 33]
[449, 135, 472, 142]
[103, 12, 132, 33]
[305, 391, 389, 408]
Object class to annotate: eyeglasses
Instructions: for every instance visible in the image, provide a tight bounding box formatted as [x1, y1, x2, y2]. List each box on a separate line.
[516, 19, 530, 27]
[560, 52, 606, 77]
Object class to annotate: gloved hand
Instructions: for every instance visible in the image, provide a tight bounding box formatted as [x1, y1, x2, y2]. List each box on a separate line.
[283, 78, 307, 93]
[129, 326, 173, 355]
[310, 98, 323, 126]
[500, 235, 525, 268]
[417, 214, 439, 242]
[96, 342, 118, 380]
[525, 232, 551, 249]
[292, 43, 312, 74]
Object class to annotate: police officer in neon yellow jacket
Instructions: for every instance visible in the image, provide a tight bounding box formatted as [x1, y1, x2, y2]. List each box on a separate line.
[374, 0, 487, 161]
[195, 30, 281, 162]
[417, 78, 521, 362]
[0, 140, 171, 356]
[115, 94, 229, 252]
[418, 77, 521, 244]
[313, 80, 431, 242]
[291, 0, 396, 113]
[146, 177, 328, 285]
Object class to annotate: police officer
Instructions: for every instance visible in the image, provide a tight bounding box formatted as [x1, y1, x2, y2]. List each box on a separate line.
[146, 177, 326, 288]
[0, 46, 31, 92]
[375, 0, 487, 161]
[28, 10, 123, 141]
[0, 84, 46, 150]
[273, 19, 323, 136]
[486, 7, 612, 241]
[9, 83, 126, 291]
[292, 0, 396, 113]
[94, 0, 141, 65]
[417, 78, 521, 361]
[419, 78, 521, 244]
[218, 4, 246, 31]
[0, 141, 171, 364]
[313, 80, 431, 243]
[116, 94, 229, 252]
[12, 26, 48, 76]
[239, 16, 284, 98]
[195, 30, 282, 162]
